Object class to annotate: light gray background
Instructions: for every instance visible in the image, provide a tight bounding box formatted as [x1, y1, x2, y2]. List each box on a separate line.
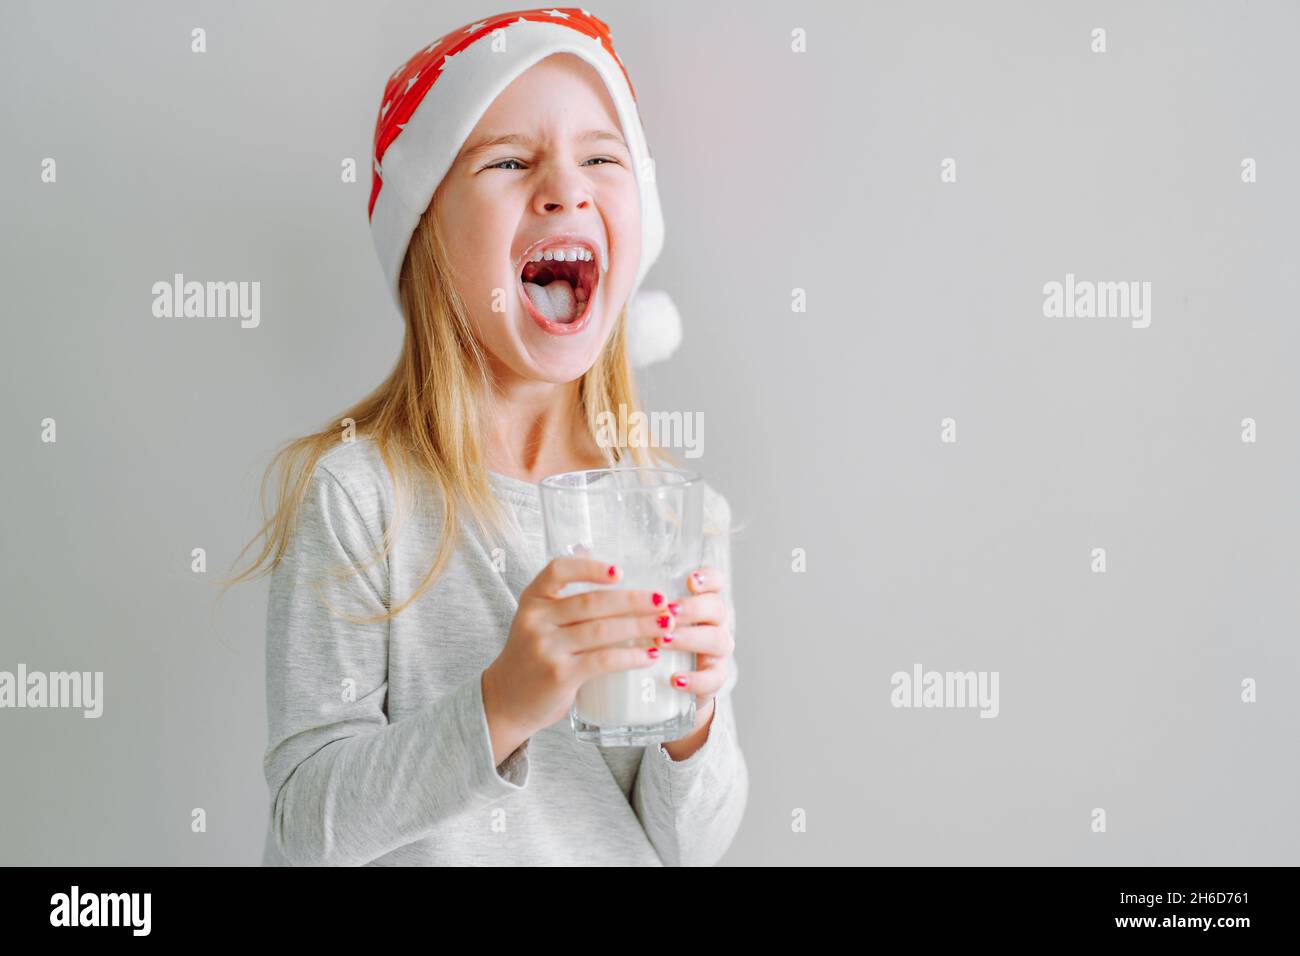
[2, 0, 1297, 865]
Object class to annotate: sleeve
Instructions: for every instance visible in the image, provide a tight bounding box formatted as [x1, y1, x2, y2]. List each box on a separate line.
[263, 463, 531, 867]
[630, 486, 749, 866]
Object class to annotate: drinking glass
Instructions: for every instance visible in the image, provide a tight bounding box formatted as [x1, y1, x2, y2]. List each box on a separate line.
[538, 467, 704, 747]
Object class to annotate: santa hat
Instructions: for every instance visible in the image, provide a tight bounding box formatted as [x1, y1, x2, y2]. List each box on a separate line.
[368, 7, 682, 368]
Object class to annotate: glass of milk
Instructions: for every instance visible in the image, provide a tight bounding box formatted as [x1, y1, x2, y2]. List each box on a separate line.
[538, 466, 704, 747]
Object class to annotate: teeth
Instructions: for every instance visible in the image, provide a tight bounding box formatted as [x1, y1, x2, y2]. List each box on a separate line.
[530, 246, 594, 263]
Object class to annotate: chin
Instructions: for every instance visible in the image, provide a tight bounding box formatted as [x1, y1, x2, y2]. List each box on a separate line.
[520, 318, 609, 383]
[515, 284, 619, 382]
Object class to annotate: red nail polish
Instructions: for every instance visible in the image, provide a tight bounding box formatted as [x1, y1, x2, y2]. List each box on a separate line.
[672, 675, 687, 688]
[657, 614, 672, 629]
[607, 565, 618, 578]
[667, 602, 681, 615]
[691, 572, 704, 587]
[647, 647, 660, 659]
[662, 634, 673, 643]
[652, 592, 664, 606]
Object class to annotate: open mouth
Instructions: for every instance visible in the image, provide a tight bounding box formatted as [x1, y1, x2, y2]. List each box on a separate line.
[518, 243, 600, 331]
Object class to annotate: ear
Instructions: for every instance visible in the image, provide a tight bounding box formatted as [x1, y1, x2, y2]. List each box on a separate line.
[625, 290, 683, 368]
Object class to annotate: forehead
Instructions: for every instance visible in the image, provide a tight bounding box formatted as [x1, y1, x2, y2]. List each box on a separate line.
[476, 52, 621, 130]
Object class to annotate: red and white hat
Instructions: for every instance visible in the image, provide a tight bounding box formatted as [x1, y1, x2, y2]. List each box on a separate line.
[369, 7, 681, 367]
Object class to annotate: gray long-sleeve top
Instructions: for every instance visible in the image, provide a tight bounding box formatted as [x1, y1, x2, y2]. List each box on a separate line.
[261, 436, 748, 865]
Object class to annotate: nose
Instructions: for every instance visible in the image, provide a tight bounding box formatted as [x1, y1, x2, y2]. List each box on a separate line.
[532, 162, 595, 216]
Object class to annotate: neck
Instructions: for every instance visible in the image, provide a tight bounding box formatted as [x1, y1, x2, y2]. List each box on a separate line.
[482, 363, 606, 483]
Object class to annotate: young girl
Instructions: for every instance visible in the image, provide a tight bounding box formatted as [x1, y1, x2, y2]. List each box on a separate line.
[221, 8, 747, 866]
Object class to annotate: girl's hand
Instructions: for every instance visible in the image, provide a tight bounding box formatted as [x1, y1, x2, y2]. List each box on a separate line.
[659, 565, 733, 719]
[482, 558, 677, 754]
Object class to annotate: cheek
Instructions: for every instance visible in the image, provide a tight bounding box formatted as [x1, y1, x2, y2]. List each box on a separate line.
[604, 195, 641, 274]
[444, 204, 515, 309]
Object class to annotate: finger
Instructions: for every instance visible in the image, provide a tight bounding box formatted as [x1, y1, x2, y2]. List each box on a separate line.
[687, 565, 726, 594]
[551, 584, 670, 627]
[559, 609, 678, 653]
[653, 623, 731, 656]
[525, 556, 623, 600]
[573, 642, 660, 682]
[669, 658, 728, 698]
[664, 593, 726, 627]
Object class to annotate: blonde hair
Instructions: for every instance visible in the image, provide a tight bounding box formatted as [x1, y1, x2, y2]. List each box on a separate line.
[216, 180, 677, 625]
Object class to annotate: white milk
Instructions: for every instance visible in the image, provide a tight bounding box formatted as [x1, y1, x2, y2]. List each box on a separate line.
[569, 563, 695, 730]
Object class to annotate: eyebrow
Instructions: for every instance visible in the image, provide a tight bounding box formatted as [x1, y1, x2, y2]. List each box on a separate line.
[458, 128, 628, 162]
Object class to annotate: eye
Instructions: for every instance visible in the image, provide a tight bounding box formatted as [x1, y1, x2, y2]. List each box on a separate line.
[484, 156, 621, 171]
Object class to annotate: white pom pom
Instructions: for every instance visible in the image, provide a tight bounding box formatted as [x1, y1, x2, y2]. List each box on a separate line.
[625, 289, 682, 368]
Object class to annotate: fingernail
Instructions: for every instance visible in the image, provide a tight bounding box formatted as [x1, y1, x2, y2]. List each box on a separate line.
[607, 565, 618, 579]
[651, 591, 665, 606]
[647, 647, 660, 659]
[661, 634, 673, 643]
[657, 614, 673, 629]
[667, 601, 681, 615]
[691, 571, 704, 587]
[672, 675, 687, 688]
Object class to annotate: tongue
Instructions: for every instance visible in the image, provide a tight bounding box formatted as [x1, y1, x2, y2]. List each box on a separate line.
[524, 278, 578, 324]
